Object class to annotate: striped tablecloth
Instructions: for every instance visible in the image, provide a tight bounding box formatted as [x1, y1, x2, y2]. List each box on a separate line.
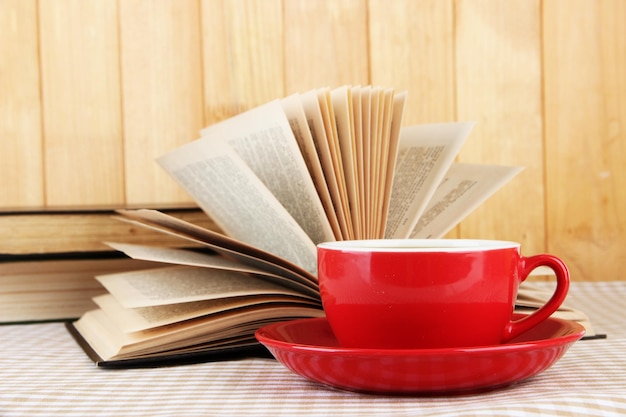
[1, 281, 625, 417]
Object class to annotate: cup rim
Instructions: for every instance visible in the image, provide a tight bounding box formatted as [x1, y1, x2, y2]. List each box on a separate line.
[317, 239, 520, 252]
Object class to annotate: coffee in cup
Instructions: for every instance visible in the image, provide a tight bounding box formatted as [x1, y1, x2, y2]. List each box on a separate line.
[317, 239, 569, 349]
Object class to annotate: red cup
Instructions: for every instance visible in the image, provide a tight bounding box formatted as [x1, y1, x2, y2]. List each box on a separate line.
[317, 239, 570, 349]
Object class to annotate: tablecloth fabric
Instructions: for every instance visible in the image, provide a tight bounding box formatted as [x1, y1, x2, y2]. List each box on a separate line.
[1, 281, 625, 417]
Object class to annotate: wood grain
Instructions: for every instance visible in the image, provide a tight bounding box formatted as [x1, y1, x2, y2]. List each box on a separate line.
[201, 0, 284, 124]
[119, 0, 204, 205]
[368, 0, 457, 238]
[0, 0, 43, 207]
[0, 209, 216, 255]
[543, 0, 626, 280]
[368, 0, 455, 125]
[454, 0, 545, 254]
[283, 0, 369, 93]
[39, 0, 124, 206]
[0, 0, 625, 281]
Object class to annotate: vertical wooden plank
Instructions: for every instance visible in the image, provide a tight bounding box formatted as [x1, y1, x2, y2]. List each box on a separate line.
[201, 0, 284, 125]
[283, 0, 369, 93]
[39, 0, 124, 206]
[368, 0, 457, 237]
[0, 0, 44, 208]
[368, 0, 455, 125]
[543, 0, 626, 281]
[120, 0, 204, 205]
[454, 0, 544, 253]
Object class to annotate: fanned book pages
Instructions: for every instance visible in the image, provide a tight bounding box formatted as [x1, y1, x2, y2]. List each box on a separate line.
[68, 85, 539, 367]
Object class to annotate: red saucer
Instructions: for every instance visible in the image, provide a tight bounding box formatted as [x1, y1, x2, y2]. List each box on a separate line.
[255, 314, 585, 394]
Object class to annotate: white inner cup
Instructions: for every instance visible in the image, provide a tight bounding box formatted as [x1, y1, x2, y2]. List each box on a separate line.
[317, 238, 521, 252]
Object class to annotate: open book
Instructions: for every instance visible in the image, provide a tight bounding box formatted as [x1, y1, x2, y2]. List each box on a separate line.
[68, 85, 530, 366]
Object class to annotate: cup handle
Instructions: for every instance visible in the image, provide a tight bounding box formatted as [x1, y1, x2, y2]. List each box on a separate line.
[502, 254, 570, 342]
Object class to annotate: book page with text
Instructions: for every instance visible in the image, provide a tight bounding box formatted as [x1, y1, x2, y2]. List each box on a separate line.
[195, 100, 332, 245]
[408, 162, 523, 238]
[367, 88, 384, 236]
[331, 86, 361, 238]
[114, 210, 317, 285]
[107, 242, 319, 298]
[95, 265, 310, 309]
[157, 142, 317, 274]
[359, 87, 372, 236]
[351, 86, 366, 237]
[280, 94, 339, 240]
[377, 90, 407, 237]
[371, 89, 394, 236]
[299, 90, 348, 240]
[74, 303, 323, 361]
[94, 293, 321, 333]
[317, 88, 353, 238]
[385, 122, 475, 238]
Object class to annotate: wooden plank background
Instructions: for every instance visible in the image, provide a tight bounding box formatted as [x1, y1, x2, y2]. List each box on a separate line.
[1, 0, 624, 281]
